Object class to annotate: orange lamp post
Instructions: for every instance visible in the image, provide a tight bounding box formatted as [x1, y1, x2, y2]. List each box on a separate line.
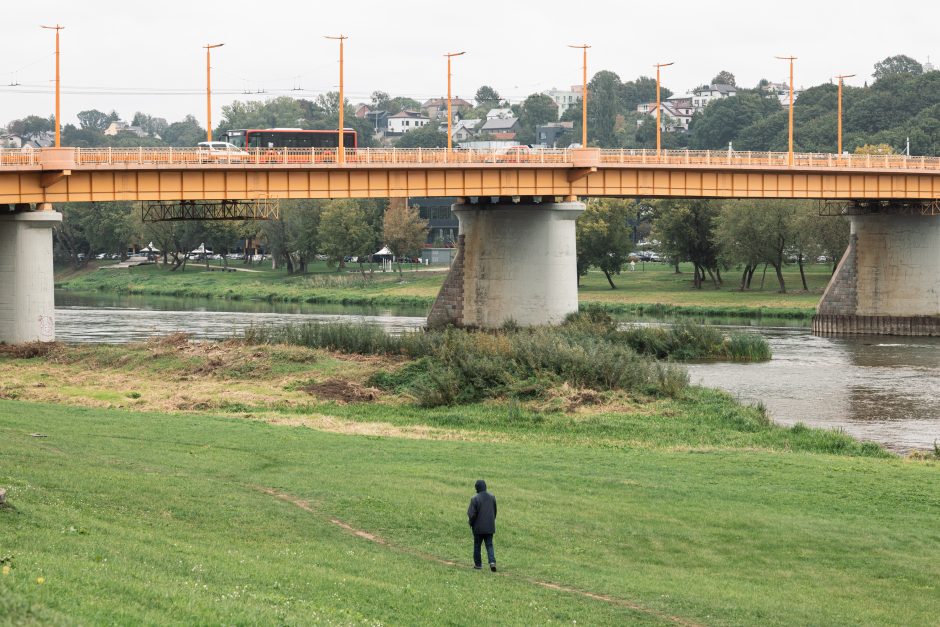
[653, 62, 674, 156]
[444, 51, 466, 154]
[568, 44, 590, 147]
[776, 55, 797, 165]
[326, 35, 348, 163]
[40, 24, 64, 147]
[835, 73, 855, 155]
[203, 43, 224, 142]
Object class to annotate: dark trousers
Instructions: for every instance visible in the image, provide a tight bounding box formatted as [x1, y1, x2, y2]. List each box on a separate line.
[473, 533, 495, 567]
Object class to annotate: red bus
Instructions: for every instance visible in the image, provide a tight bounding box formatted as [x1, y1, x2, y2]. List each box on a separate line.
[223, 128, 357, 150]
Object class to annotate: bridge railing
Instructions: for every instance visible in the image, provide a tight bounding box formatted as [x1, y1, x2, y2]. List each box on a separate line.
[598, 149, 940, 170]
[2, 146, 940, 171]
[0, 147, 41, 166]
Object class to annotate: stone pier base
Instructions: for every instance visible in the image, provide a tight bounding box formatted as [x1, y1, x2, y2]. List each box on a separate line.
[0, 211, 62, 343]
[813, 213, 940, 336]
[428, 199, 584, 328]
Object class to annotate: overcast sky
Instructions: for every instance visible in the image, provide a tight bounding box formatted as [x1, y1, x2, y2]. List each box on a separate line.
[2, 0, 936, 128]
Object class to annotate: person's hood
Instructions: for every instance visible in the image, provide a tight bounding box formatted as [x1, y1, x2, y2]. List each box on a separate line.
[475, 479, 487, 493]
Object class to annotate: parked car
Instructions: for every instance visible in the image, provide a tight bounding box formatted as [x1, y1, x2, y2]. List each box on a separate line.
[196, 141, 249, 162]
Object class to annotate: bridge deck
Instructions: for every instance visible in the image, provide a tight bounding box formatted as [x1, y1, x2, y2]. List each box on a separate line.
[1, 147, 939, 203]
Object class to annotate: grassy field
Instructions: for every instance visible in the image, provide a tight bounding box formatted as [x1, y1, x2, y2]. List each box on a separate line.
[2, 340, 938, 625]
[55, 261, 832, 317]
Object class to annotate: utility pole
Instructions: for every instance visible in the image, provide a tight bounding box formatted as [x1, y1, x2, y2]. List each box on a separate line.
[203, 43, 224, 142]
[325, 35, 348, 163]
[40, 24, 64, 147]
[568, 44, 590, 147]
[653, 62, 674, 156]
[444, 51, 465, 154]
[776, 56, 797, 165]
[835, 73, 855, 155]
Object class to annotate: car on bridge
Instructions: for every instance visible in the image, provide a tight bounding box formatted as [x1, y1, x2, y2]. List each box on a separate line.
[196, 141, 249, 163]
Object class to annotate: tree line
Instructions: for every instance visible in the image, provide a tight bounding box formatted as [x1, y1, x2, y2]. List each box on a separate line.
[53, 199, 428, 278]
[577, 198, 849, 293]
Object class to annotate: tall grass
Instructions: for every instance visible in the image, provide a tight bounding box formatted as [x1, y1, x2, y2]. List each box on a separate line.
[563, 308, 772, 362]
[245, 322, 690, 407]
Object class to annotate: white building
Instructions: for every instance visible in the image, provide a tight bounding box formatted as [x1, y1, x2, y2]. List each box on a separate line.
[544, 85, 583, 119]
[485, 107, 514, 120]
[691, 83, 737, 109]
[761, 81, 804, 105]
[387, 110, 431, 135]
[103, 121, 149, 138]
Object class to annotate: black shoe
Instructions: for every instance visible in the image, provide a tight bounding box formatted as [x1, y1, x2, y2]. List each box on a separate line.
[490, 563, 497, 572]
[473, 565, 482, 570]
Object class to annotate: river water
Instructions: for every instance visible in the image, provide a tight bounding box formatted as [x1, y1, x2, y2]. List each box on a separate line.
[54, 292, 940, 452]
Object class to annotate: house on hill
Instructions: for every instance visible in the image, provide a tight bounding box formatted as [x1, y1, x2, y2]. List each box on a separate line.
[387, 110, 431, 135]
[421, 97, 473, 121]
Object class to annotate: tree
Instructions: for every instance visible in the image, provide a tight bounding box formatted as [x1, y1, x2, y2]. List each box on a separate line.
[716, 200, 798, 292]
[712, 71, 736, 86]
[7, 115, 54, 136]
[873, 55, 923, 81]
[653, 200, 721, 289]
[587, 70, 624, 147]
[162, 115, 205, 146]
[575, 199, 634, 288]
[317, 200, 377, 273]
[516, 93, 558, 144]
[395, 123, 447, 148]
[77, 109, 110, 131]
[475, 85, 501, 106]
[854, 143, 896, 155]
[383, 199, 428, 277]
[53, 202, 136, 267]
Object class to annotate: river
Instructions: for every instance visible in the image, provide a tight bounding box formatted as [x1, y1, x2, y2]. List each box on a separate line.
[54, 292, 940, 452]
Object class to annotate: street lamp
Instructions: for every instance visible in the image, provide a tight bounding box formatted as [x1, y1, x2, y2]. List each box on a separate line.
[776, 55, 797, 165]
[835, 73, 855, 156]
[444, 51, 465, 154]
[203, 43, 224, 142]
[653, 62, 674, 157]
[568, 44, 590, 147]
[40, 24, 64, 148]
[325, 35, 348, 163]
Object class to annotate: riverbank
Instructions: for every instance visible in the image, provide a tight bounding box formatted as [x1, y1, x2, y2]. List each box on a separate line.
[55, 261, 827, 319]
[1, 337, 937, 625]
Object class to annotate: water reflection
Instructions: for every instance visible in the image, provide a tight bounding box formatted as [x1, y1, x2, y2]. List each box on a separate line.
[55, 291, 428, 343]
[687, 330, 940, 452]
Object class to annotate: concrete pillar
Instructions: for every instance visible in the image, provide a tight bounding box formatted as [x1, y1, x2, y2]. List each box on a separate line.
[814, 213, 940, 336]
[0, 211, 62, 343]
[428, 199, 584, 328]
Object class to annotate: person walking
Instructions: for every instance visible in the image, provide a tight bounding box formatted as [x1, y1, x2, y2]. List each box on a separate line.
[467, 479, 497, 571]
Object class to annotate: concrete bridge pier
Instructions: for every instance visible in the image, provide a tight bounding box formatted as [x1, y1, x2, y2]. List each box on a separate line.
[814, 210, 940, 336]
[428, 197, 584, 328]
[0, 208, 62, 344]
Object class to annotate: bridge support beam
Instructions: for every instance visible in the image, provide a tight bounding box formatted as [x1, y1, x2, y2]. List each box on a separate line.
[0, 210, 62, 344]
[814, 212, 940, 336]
[428, 198, 584, 328]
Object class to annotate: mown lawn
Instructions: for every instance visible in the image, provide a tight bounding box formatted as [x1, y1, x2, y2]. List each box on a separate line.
[1, 401, 938, 625]
[56, 260, 832, 317]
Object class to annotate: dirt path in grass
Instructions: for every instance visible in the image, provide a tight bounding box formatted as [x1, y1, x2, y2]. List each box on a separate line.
[257, 486, 702, 627]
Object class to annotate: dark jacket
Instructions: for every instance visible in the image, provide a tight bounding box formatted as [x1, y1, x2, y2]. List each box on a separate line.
[467, 480, 497, 535]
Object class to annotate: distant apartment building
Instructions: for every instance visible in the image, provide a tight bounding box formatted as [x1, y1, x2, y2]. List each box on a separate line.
[386, 110, 431, 135]
[544, 85, 583, 119]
